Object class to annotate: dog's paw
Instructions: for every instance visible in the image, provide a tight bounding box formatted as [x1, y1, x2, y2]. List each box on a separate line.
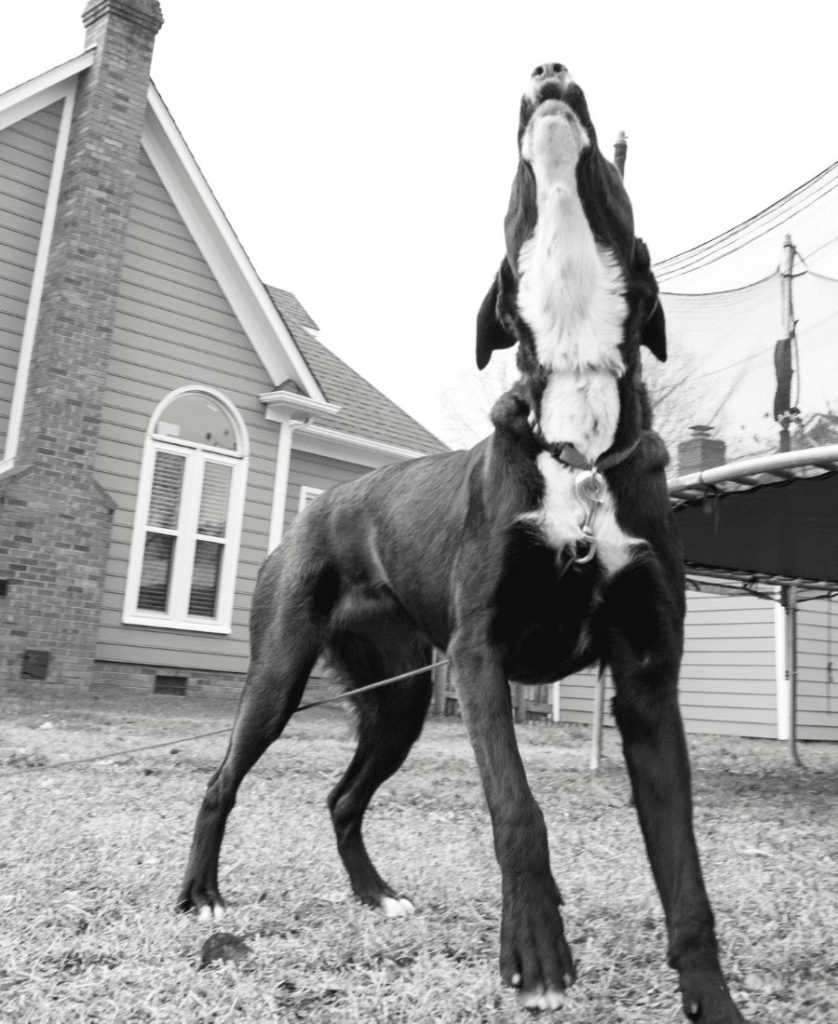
[513, 978, 569, 1011]
[680, 970, 748, 1023]
[379, 895, 415, 918]
[500, 880, 576, 1010]
[197, 902, 226, 923]
[177, 881, 227, 921]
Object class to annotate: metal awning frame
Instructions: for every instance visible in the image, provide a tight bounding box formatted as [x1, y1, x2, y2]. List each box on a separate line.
[671, 444, 838, 766]
[668, 443, 838, 508]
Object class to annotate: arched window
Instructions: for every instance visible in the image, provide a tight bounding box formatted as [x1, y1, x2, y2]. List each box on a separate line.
[123, 387, 249, 633]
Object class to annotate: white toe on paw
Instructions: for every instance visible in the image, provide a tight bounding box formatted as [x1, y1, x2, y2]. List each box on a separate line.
[198, 903, 224, 923]
[519, 986, 566, 1011]
[380, 896, 415, 918]
[544, 987, 566, 1010]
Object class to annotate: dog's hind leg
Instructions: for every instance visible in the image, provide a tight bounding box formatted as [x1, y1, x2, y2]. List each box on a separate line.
[603, 558, 746, 1024]
[326, 629, 433, 916]
[177, 594, 324, 920]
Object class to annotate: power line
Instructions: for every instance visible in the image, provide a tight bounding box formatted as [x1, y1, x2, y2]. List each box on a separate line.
[657, 177, 838, 282]
[655, 160, 838, 275]
[803, 234, 838, 260]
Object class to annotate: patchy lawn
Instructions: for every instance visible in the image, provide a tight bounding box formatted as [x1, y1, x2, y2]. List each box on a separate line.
[1, 685, 835, 1023]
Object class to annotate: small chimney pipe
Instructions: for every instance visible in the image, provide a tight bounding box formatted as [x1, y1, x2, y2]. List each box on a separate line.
[613, 130, 627, 178]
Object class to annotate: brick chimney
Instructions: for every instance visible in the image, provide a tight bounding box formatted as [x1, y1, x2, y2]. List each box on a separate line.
[677, 425, 727, 476]
[16, 0, 163, 471]
[0, 1, 163, 686]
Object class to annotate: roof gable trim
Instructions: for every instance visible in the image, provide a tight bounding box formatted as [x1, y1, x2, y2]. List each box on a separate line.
[143, 85, 326, 402]
[2, 82, 77, 468]
[0, 50, 94, 133]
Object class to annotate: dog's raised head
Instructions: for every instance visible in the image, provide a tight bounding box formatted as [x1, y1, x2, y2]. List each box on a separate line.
[476, 63, 666, 375]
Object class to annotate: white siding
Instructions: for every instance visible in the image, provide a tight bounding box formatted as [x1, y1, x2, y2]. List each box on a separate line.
[0, 102, 61, 450]
[559, 590, 779, 738]
[796, 596, 838, 742]
[94, 146, 279, 673]
[679, 592, 777, 736]
[286, 449, 369, 533]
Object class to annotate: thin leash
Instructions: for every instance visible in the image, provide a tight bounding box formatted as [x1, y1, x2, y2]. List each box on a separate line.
[3, 659, 451, 774]
[296, 659, 449, 712]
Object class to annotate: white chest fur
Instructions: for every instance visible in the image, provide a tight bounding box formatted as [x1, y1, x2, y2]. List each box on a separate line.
[516, 104, 639, 573]
[516, 179, 627, 462]
[532, 452, 640, 577]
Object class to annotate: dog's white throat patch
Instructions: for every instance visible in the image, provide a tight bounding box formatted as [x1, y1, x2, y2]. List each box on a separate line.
[516, 132, 627, 463]
[515, 113, 638, 573]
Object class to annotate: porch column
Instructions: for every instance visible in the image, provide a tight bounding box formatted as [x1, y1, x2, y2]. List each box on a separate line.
[268, 416, 295, 553]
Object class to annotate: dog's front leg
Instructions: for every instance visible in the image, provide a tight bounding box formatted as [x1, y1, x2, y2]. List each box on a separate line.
[450, 634, 575, 1010]
[604, 561, 747, 1024]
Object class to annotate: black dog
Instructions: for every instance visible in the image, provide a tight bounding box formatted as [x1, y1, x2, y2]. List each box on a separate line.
[179, 64, 746, 1022]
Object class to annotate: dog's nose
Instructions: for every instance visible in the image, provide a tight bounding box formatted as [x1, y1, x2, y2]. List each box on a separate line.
[532, 63, 567, 81]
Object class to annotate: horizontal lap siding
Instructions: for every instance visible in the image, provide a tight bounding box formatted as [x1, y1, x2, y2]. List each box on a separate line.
[559, 591, 778, 738]
[0, 102, 61, 450]
[286, 450, 371, 532]
[93, 147, 277, 673]
[795, 597, 838, 742]
[679, 592, 777, 737]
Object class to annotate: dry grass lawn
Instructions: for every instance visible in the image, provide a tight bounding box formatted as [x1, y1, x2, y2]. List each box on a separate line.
[1, 685, 836, 1023]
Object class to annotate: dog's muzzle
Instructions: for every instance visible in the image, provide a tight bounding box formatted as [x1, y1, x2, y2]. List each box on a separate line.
[526, 62, 573, 105]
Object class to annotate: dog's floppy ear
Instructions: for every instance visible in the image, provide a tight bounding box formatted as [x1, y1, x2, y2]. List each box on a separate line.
[632, 238, 667, 362]
[642, 298, 667, 362]
[476, 258, 517, 370]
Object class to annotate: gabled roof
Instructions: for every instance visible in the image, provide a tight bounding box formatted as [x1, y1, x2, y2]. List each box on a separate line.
[1, 52, 447, 459]
[142, 86, 327, 402]
[0, 52, 326, 404]
[267, 287, 448, 456]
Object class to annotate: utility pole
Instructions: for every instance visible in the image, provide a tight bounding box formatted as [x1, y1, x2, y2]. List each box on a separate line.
[775, 235, 797, 452]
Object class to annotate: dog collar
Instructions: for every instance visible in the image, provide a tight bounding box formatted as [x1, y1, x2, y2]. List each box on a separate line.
[534, 432, 641, 474]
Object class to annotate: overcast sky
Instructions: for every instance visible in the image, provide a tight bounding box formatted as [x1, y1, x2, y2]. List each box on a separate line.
[3, 1, 836, 445]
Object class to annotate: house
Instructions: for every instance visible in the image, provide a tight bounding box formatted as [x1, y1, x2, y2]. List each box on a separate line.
[0, 0, 446, 695]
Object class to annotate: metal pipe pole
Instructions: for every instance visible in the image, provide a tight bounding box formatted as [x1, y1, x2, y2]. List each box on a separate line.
[590, 665, 606, 772]
[784, 582, 801, 765]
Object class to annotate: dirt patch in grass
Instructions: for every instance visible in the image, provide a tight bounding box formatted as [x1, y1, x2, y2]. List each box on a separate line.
[1, 685, 836, 1022]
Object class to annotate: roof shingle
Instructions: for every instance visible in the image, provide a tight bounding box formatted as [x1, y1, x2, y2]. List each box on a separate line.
[266, 285, 448, 455]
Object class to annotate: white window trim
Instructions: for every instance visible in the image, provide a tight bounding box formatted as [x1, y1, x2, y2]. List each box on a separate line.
[298, 485, 324, 513]
[122, 386, 249, 634]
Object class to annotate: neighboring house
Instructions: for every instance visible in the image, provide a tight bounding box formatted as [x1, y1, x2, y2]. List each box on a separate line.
[557, 589, 837, 743]
[441, 585, 837, 743]
[0, 0, 446, 695]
